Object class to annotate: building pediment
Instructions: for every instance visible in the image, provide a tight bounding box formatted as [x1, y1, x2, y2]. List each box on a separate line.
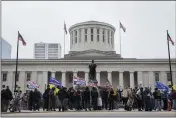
[64, 49, 121, 60]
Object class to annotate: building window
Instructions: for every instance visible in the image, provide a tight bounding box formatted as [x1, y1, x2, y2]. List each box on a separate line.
[75, 31, 77, 43]
[111, 31, 113, 44]
[79, 29, 81, 42]
[97, 35, 99, 42]
[108, 31, 110, 43]
[26, 73, 31, 81]
[71, 32, 73, 44]
[85, 29, 87, 42]
[91, 28, 93, 41]
[167, 72, 171, 81]
[2, 73, 7, 82]
[97, 29, 99, 42]
[154, 72, 159, 82]
[103, 30, 105, 42]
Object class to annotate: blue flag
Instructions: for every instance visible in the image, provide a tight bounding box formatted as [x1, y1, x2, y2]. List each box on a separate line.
[155, 81, 169, 91]
[49, 77, 61, 87]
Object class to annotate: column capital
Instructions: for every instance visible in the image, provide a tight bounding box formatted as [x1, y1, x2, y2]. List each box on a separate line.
[61, 70, 66, 73]
[129, 71, 134, 73]
[73, 71, 78, 73]
[107, 71, 112, 73]
[119, 71, 124, 73]
[51, 71, 56, 73]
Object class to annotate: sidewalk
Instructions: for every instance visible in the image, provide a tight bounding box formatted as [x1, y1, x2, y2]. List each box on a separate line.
[2, 108, 175, 114]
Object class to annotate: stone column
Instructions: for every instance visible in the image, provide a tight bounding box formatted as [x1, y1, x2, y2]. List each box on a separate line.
[129, 71, 134, 88]
[87, 28, 91, 43]
[148, 71, 155, 92]
[18, 71, 25, 92]
[100, 28, 103, 43]
[160, 71, 167, 84]
[93, 28, 97, 43]
[172, 71, 176, 85]
[81, 28, 84, 45]
[7, 71, 14, 91]
[96, 71, 101, 86]
[85, 71, 89, 86]
[77, 29, 80, 43]
[119, 71, 124, 88]
[62, 71, 66, 87]
[137, 71, 143, 87]
[42, 71, 48, 93]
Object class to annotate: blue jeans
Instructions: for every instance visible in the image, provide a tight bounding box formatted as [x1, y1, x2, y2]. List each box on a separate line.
[155, 99, 161, 111]
[173, 99, 176, 110]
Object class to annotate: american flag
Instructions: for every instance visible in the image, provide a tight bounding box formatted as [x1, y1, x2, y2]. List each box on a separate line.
[73, 76, 86, 86]
[167, 31, 174, 45]
[27, 81, 39, 89]
[18, 31, 26, 46]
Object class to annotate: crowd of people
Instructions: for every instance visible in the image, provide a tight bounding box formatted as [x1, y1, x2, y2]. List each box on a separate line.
[1, 84, 176, 112]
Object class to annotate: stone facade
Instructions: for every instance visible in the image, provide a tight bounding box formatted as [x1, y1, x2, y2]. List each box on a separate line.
[1, 58, 176, 93]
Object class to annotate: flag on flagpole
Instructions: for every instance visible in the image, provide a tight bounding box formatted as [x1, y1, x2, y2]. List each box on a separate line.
[155, 81, 169, 92]
[120, 22, 126, 32]
[167, 32, 174, 45]
[18, 31, 26, 46]
[64, 21, 67, 34]
[49, 77, 62, 87]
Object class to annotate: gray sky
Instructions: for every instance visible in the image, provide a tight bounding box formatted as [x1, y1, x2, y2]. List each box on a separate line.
[2, 1, 176, 59]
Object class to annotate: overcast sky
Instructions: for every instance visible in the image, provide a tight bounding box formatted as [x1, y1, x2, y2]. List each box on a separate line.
[2, 1, 176, 59]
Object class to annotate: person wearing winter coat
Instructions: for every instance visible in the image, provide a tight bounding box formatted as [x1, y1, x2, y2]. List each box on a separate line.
[109, 88, 115, 110]
[83, 87, 91, 111]
[171, 90, 176, 110]
[43, 85, 51, 111]
[1, 86, 13, 112]
[58, 87, 68, 112]
[91, 87, 98, 110]
[102, 88, 109, 110]
[32, 88, 41, 111]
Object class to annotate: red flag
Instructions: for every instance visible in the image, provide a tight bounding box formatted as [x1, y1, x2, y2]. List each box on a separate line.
[120, 22, 126, 32]
[167, 32, 174, 45]
[18, 31, 26, 46]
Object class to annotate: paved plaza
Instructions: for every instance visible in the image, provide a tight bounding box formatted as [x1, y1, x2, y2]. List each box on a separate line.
[2, 110, 176, 118]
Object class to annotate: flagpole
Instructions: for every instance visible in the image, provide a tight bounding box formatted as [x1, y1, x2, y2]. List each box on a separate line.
[64, 21, 66, 57]
[119, 21, 122, 56]
[167, 30, 173, 88]
[14, 31, 20, 94]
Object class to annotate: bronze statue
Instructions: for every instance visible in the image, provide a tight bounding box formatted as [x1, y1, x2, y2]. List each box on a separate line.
[89, 60, 97, 80]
